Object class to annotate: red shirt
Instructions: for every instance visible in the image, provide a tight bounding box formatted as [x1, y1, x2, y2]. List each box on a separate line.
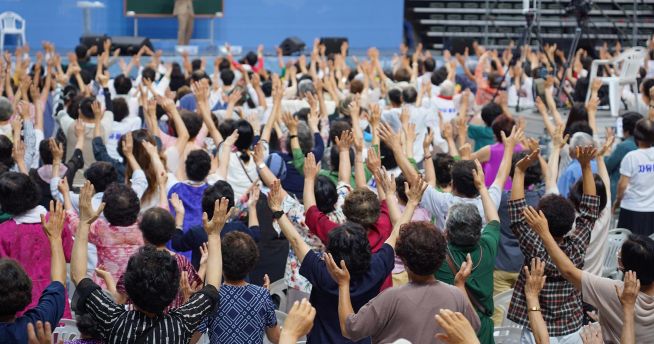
[305, 201, 393, 290]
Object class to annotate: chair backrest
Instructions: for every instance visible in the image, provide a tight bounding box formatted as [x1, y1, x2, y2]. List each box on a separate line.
[493, 326, 522, 344]
[613, 47, 647, 80]
[52, 323, 81, 342]
[275, 310, 288, 326]
[268, 279, 288, 311]
[602, 228, 632, 277]
[493, 289, 522, 328]
[0, 11, 25, 31]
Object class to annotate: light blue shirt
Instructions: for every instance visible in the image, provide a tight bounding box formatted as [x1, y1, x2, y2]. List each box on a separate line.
[557, 160, 598, 198]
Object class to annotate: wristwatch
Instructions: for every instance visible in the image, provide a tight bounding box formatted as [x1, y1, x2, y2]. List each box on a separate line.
[272, 210, 284, 220]
[528, 306, 541, 312]
[257, 163, 266, 170]
[289, 135, 298, 140]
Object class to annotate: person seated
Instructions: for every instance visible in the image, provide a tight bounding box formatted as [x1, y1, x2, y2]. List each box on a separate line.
[105, 97, 141, 162]
[168, 150, 212, 235]
[468, 102, 502, 152]
[507, 146, 599, 342]
[114, 205, 202, 312]
[471, 115, 523, 190]
[0, 202, 67, 343]
[69, 181, 223, 343]
[64, 313, 103, 344]
[0, 173, 74, 318]
[527, 201, 654, 344]
[30, 138, 84, 208]
[432, 153, 455, 193]
[327, 169, 480, 343]
[170, 181, 260, 269]
[196, 231, 280, 343]
[435, 160, 500, 344]
[604, 112, 642, 204]
[557, 132, 598, 197]
[507, 62, 534, 109]
[268, 173, 427, 344]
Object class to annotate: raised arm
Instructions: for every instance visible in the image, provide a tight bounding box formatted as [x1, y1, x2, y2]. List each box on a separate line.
[492, 126, 524, 190]
[524, 258, 550, 344]
[384, 177, 428, 248]
[546, 124, 569, 192]
[374, 167, 400, 226]
[511, 149, 541, 201]
[194, 81, 223, 146]
[576, 146, 597, 197]
[159, 97, 189, 154]
[302, 153, 319, 210]
[616, 271, 639, 344]
[71, 182, 105, 285]
[473, 160, 499, 222]
[523, 206, 582, 289]
[202, 197, 228, 289]
[378, 122, 420, 183]
[325, 252, 355, 340]
[269, 179, 311, 262]
[335, 130, 354, 185]
[40, 201, 67, 285]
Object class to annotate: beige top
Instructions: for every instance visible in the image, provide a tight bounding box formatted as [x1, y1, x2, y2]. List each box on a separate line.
[174, 0, 194, 15]
[582, 271, 654, 343]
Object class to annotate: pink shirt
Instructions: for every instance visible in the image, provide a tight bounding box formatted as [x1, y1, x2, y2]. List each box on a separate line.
[393, 205, 432, 274]
[67, 210, 144, 288]
[0, 214, 74, 317]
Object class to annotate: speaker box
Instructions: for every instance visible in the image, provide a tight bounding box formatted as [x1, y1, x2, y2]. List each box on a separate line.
[320, 37, 348, 55]
[280, 36, 306, 56]
[447, 38, 474, 55]
[79, 35, 108, 55]
[110, 36, 154, 56]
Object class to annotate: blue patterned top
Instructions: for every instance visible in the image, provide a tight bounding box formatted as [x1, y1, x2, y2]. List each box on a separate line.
[198, 284, 277, 343]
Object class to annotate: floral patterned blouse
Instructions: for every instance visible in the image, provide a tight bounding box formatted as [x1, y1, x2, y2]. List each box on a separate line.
[276, 182, 350, 293]
[67, 210, 144, 288]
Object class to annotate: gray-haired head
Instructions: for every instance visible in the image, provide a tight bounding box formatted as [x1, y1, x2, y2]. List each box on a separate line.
[569, 132, 595, 157]
[297, 79, 316, 99]
[0, 97, 12, 122]
[445, 203, 482, 246]
[439, 80, 455, 97]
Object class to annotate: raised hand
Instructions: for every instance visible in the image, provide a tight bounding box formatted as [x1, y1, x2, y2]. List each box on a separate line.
[282, 299, 316, 341]
[365, 147, 382, 175]
[501, 125, 524, 150]
[471, 159, 486, 191]
[91, 100, 103, 121]
[26, 321, 54, 344]
[524, 258, 547, 300]
[324, 253, 350, 287]
[435, 309, 480, 344]
[121, 131, 134, 158]
[335, 130, 354, 152]
[575, 145, 597, 166]
[79, 181, 104, 225]
[523, 206, 549, 238]
[282, 112, 299, 134]
[303, 152, 319, 181]
[615, 270, 640, 308]
[552, 124, 569, 149]
[515, 148, 540, 173]
[378, 122, 401, 151]
[454, 253, 472, 288]
[405, 176, 429, 204]
[267, 179, 284, 213]
[40, 201, 65, 242]
[49, 139, 64, 164]
[169, 192, 185, 217]
[57, 178, 70, 195]
[203, 197, 230, 236]
[598, 128, 615, 157]
[252, 141, 266, 165]
[247, 184, 260, 208]
[375, 168, 397, 195]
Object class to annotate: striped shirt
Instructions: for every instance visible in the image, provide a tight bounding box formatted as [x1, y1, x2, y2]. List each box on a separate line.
[73, 278, 219, 344]
[507, 195, 599, 336]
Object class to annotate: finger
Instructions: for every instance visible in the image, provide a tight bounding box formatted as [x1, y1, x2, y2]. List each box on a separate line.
[27, 322, 37, 342]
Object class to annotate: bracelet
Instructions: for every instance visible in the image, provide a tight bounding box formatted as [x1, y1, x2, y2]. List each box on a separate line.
[289, 135, 298, 139]
[423, 154, 433, 160]
[528, 306, 541, 312]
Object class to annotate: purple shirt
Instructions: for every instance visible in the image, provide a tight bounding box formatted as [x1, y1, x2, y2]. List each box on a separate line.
[483, 143, 523, 190]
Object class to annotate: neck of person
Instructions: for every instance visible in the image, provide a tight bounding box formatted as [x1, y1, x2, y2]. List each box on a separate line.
[223, 278, 247, 287]
[407, 270, 436, 284]
[641, 282, 654, 296]
[0, 314, 16, 323]
[135, 306, 159, 318]
[637, 142, 652, 149]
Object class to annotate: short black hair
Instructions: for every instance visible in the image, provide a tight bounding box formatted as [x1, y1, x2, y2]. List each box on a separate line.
[569, 174, 607, 211]
[621, 235, 654, 285]
[329, 145, 354, 172]
[84, 162, 117, 193]
[0, 258, 32, 317]
[402, 87, 418, 104]
[0, 172, 40, 215]
[434, 153, 454, 188]
[190, 70, 210, 84]
[567, 122, 593, 136]
[185, 150, 211, 182]
[510, 152, 542, 188]
[113, 74, 132, 95]
[39, 139, 56, 165]
[621, 112, 643, 136]
[327, 222, 371, 279]
[424, 57, 436, 72]
[0, 135, 12, 167]
[634, 119, 654, 146]
[75, 44, 88, 60]
[641, 78, 654, 102]
[102, 183, 140, 226]
[481, 103, 502, 127]
[202, 181, 234, 220]
[379, 142, 398, 170]
[139, 207, 176, 245]
[431, 67, 448, 86]
[328, 120, 352, 146]
[112, 97, 129, 122]
[491, 115, 516, 142]
[220, 69, 235, 86]
[396, 222, 446, 275]
[179, 110, 203, 139]
[79, 96, 96, 120]
[222, 231, 259, 281]
[315, 175, 338, 214]
[395, 174, 409, 204]
[451, 160, 479, 198]
[75, 313, 101, 339]
[123, 245, 179, 314]
[537, 194, 576, 237]
[191, 59, 202, 71]
[388, 88, 402, 106]
[141, 67, 156, 83]
[343, 188, 381, 228]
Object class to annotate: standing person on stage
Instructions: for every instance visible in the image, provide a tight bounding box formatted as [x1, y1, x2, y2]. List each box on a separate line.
[174, 0, 194, 46]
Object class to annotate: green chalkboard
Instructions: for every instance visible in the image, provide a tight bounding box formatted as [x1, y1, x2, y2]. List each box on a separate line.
[124, 0, 223, 17]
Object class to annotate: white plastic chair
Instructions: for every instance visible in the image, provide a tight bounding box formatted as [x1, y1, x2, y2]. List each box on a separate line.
[52, 319, 80, 342]
[585, 47, 647, 117]
[494, 326, 522, 344]
[269, 279, 288, 312]
[0, 11, 26, 52]
[493, 289, 522, 328]
[602, 228, 631, 279]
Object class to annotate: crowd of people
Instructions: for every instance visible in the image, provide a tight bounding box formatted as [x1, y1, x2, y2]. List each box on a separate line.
[0, 35, 653, 344]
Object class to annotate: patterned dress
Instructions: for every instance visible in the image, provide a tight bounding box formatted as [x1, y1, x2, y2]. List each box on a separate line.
[276, 182, 350, 293]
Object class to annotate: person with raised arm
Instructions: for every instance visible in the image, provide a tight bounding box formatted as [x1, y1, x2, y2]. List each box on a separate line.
[508, 146, 600, 342]
[0, 201, 68, 344]
[435, 159, 500, 343]
[326, 176, 480, 343]
[70, 181, 222, 343]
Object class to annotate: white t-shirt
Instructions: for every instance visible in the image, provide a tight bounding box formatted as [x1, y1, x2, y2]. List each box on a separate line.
[582, 203, 612, 275]
[420, 184, 502, 230]
[214, 141, 269, 201]
[619, 147, 654, 212]
[106, 116, 142, 161]
[507, 77, 534, 108]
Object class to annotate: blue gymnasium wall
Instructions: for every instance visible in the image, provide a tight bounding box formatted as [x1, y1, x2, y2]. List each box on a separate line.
[0, 0, 403, 51]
